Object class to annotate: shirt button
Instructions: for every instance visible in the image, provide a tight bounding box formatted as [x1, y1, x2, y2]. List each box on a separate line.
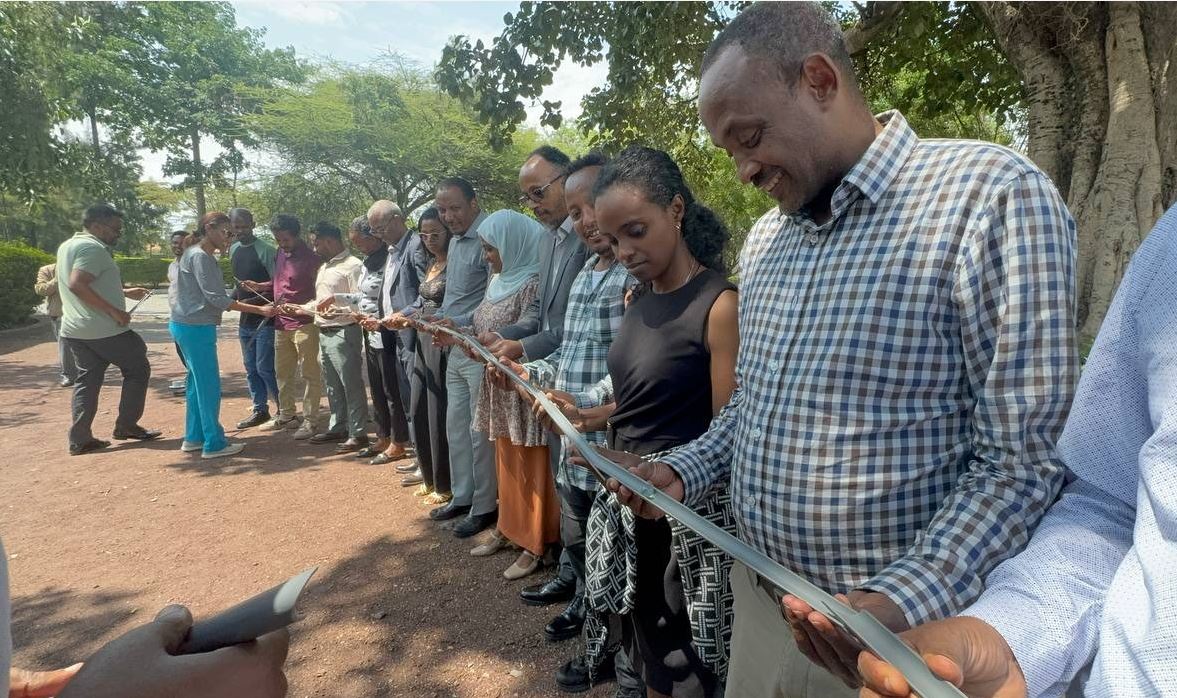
[767, 360, 781, 372]
[804, 234, 819, 246]
[743, 494, 757, 507]
[750, 426, 763, 439]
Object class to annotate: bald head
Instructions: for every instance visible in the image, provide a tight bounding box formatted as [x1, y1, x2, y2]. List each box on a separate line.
[367, 200, 407, 245]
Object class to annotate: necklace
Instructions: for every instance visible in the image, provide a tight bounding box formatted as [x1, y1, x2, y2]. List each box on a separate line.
[678, 259, 702, 290]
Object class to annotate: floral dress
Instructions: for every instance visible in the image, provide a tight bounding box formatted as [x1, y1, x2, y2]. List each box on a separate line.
[471, 276, 545, 447]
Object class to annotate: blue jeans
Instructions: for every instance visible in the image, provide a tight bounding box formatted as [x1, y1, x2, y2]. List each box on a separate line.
[170, 321, 228, 453]
[239, 321, 278, 414]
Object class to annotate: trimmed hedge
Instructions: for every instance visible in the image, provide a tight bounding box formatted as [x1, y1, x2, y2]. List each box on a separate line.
[0, 242, 54, 330]
[114, 255, 234, 289]
[116, 256, 171, 288]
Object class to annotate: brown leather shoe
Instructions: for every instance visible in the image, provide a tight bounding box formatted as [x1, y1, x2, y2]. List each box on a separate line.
[335, 438, 369, 454]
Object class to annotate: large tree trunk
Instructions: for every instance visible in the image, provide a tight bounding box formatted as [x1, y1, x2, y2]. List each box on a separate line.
[975, 1, 1174, 347]
[87, 107, 101, 157]
[191, 127, 206, 219]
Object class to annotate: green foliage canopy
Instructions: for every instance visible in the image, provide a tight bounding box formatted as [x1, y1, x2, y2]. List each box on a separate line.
[252, 62, 533, 218]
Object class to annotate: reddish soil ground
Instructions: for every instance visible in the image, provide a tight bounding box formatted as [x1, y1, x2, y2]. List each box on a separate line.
[0, 311, 610, 697]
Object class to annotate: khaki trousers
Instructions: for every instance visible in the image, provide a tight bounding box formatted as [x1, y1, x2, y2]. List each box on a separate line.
[727, 563, 857, 698]
[275, 325, 322, 421]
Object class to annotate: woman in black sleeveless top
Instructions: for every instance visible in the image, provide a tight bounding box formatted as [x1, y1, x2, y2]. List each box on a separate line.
[584, 146, 739, 698]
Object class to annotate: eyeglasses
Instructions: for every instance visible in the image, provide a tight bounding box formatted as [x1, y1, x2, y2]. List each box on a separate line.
[518, 173, 566, 205]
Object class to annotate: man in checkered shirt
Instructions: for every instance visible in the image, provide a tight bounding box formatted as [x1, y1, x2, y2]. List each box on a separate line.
[600, 4, 1079, 696]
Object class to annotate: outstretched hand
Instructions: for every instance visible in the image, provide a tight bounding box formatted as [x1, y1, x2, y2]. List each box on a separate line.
[782, 590, 908, 688]
[531, 390, 586, 433]
[57, 604, 289, 698]
[857, 616, 1027, 698]
[568, 447, 684, 519]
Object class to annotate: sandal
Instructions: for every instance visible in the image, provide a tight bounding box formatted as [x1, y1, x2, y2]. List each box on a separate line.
[413, 483, 434, 497]
[423, 491, 452, 505]
[471, 529, 511, 557]
[503, 551, 541, 580]
[368, 453, 393, 466]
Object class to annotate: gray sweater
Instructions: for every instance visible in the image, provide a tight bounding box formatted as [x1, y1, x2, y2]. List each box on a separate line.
[171, 245, 233, 325]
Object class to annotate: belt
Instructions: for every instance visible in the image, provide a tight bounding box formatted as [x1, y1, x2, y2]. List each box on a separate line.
[319, 323, 355, 334]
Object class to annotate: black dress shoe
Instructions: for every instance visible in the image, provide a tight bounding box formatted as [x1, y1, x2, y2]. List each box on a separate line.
[520, 575, 576, 607]
[429, 502, 470, 521]
[394, 460, 418, 473]
[556, 651, 616, 693]
[309, 431, 347, 444]
[69, 439, 110, 456]
[545, 594, 586, 642]
[400, 470, 424, 486]
[452, 510, 497, 539]
[112, 427, 162, 441]
[60, 377, 75, 388]
[236, 411, 270, 429]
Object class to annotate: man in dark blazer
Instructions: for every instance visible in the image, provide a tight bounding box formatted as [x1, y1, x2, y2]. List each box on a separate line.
[484, 146, 589, 641]
[489, 146, 587, 363]
[368, 200, 427, 464]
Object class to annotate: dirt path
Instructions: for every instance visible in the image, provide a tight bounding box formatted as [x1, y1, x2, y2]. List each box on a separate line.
[0, 311, 608, 697]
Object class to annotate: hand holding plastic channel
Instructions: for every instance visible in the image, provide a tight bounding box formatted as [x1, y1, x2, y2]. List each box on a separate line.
[417, 322, 965, 698]
[178, 567, 318, 655]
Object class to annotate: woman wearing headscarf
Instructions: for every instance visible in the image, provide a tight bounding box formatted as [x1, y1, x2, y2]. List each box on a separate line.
[465, 209, 560, 580]
[171, 211, 275, 460]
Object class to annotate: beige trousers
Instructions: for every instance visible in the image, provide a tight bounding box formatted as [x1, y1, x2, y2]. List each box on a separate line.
[275, 325, 322, 420]
[727, 562, 858, 698]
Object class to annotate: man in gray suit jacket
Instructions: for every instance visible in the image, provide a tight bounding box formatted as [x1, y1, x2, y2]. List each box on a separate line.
[368, 200, 427, 461]
[484, 146, 589, 640]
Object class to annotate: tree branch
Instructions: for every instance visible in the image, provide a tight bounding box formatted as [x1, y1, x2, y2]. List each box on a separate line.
[844, 1, 906, 57]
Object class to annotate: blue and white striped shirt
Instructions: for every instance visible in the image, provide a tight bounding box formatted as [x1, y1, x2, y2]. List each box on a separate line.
[965, 204, 1177, 697]
[661, 111, 1079, 625]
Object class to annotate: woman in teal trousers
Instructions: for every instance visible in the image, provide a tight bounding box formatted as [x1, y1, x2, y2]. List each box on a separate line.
[171, 211, 274, 459]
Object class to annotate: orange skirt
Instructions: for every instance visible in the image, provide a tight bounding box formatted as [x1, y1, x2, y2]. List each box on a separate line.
[495, 437, 560, 556]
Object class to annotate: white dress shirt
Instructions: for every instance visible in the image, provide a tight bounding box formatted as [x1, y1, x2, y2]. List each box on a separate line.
[964, 204, 1177, 697]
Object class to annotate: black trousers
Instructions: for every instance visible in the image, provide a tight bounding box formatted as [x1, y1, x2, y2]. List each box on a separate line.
[557, 480, 596, 594]
[411, 333, 450, 493]
[365, 333, 410, 442]
[65, 330, 151, 448]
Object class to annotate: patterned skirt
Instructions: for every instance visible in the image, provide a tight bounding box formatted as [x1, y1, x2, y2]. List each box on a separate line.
[583, 476, 736, 687]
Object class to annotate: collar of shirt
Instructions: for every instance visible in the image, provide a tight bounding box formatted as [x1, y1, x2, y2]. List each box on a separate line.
[788, 110, 918, 233]
[324, 249, 351, 267]
[280, 240, 312, 259]
[75, 231, 113, 253]
[386, 232, 411, 264]
[455, 210, 488, 239]
[554, 216, 573, 245]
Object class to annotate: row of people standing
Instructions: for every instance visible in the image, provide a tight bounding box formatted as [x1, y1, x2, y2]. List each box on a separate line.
[367, 146, 742, 698]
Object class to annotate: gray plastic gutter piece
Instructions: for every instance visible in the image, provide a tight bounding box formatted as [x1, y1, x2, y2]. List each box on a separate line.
[422, 322, 966, 698]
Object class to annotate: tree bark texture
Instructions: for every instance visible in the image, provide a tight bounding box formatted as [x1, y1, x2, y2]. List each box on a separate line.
[191, 127, 206, 219]
[974, 1, 1174, 346]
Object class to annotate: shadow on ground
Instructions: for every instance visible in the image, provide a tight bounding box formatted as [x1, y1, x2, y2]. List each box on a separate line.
[10, 587, 141, 669]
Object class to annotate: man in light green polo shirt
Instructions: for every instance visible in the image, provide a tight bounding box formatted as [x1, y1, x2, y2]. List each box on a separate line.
[57, 203, 161, 455]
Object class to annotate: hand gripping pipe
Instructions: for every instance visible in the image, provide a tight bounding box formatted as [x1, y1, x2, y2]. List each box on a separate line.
[419, 321, 966, 698]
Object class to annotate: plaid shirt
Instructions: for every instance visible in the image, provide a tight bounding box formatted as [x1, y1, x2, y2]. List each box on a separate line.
[526, 255, 634, 490]
[661, 111, 1079, 626]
